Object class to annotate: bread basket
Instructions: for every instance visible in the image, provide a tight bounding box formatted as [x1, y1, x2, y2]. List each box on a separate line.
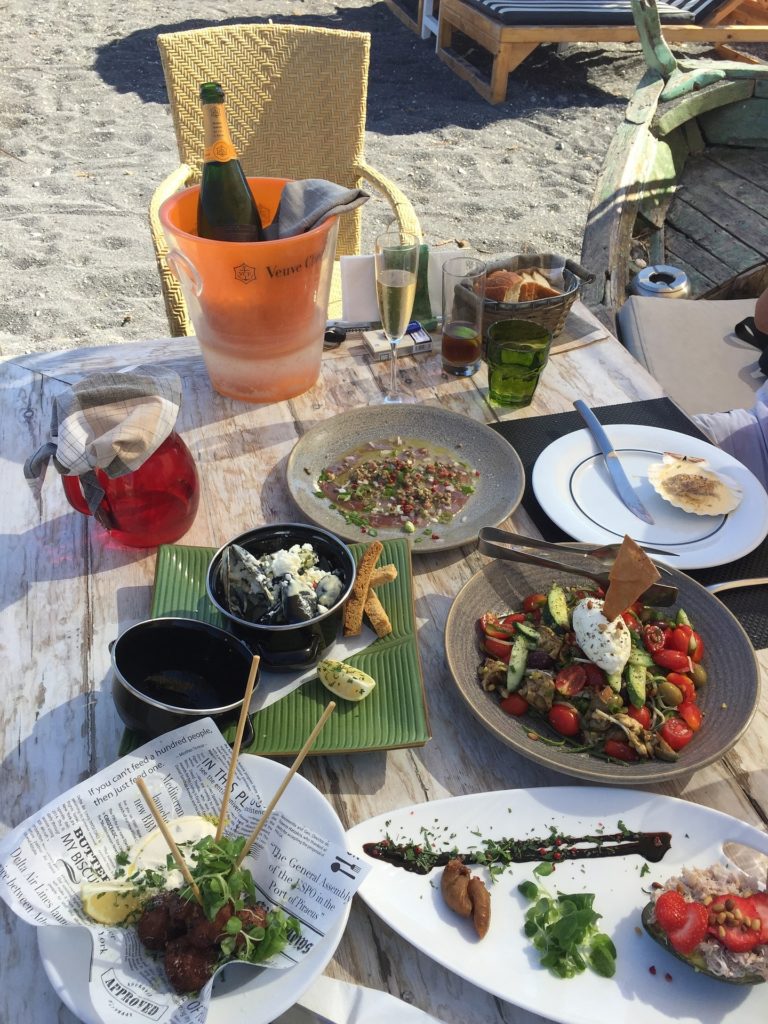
[477, 254, 595, 339]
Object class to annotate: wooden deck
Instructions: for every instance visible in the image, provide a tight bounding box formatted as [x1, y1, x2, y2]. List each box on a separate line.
[663, 146, 768, 294]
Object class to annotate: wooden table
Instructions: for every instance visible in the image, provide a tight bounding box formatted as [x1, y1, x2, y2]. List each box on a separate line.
[2, 308, 767, 1023]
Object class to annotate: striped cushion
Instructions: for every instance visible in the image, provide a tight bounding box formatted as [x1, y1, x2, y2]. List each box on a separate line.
[670, 0, 733, 22]
[460, 1, 703, 26]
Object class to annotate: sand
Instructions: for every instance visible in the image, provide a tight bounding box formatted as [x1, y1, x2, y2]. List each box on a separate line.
[0, 0, 695, 358]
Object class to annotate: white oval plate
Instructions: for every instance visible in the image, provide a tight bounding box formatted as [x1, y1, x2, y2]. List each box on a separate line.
[38, 754, 349, 1024]
[347, 787, 768, 1024]
[532, 425, 768, 569]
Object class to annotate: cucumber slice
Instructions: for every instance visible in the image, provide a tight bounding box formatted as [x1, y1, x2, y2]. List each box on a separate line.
[624, 663, 647, 708]
[515, 621, 540, 643]
[628, 647, 654, 668]
[505, 634, 530, 693]
[605, 670, 622, 693]
[546, 584, 570, 629]
[676, 608, 691, 626]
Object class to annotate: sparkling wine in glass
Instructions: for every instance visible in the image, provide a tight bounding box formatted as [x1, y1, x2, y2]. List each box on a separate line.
[374, 230, 419, 403]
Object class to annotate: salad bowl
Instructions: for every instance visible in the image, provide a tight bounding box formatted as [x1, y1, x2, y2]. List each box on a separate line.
[444, 550, 759, 784]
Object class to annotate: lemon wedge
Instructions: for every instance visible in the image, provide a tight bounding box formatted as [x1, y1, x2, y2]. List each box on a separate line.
[80, 881, 146, 926]
[317, 659, 376, 702]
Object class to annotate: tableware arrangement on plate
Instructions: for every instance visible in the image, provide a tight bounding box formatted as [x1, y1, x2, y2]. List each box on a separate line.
[145, 537, 429, 757]
[485, 318, 553, 408]
[347, 787, 768, 1024]
[37, 756, 352, 1024]
[440, 255, 486, 377]
[532, 424, 768, 569]
[285, 403, 524, 552]
[374, 229, 420, 403]
[444, 552, 759, 784]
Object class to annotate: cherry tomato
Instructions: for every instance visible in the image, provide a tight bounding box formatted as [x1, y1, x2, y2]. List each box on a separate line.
[667, 672, 696, 703]
[660, 716, 694, 751]
[621, 611, 642, 631]
[582, 663, 606, 688]
[677, 701, 703, 732]
[668, 625, 693, 653]
[483, 636, 512, 663]
[603, 738, 639, 762]
[501, 613, 526, 626]
[652, 649, 693, 673]
[626, 705, 651, 729]
[523, 593, 547, 613]
[548, 704, 581, 737]
[690, 630, 705, 664]
[642, 623, 666, 654]
[500, 693, 529, 717]
[554, 664, 587, 696]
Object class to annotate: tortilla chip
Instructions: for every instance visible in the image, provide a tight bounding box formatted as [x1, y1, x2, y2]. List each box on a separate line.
[602, 535, 661, 621]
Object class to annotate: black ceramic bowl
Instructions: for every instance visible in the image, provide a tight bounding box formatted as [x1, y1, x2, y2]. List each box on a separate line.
[112, 617, 257, 738]
[206, 523, 357, 670]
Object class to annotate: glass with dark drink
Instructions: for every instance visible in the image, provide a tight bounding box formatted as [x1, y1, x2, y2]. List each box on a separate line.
[441, 257, 486, 376]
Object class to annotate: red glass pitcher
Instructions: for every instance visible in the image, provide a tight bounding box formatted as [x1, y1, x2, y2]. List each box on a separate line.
[62, 432, 200, 548]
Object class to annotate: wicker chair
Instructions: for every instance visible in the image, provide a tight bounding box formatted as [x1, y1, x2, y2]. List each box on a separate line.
[150, 23, 422, 336]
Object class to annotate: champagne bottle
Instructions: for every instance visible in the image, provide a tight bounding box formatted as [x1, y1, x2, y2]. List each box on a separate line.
[197, 82, 264, 242]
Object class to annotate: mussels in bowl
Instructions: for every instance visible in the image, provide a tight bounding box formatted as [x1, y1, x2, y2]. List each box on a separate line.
[206, 523, 356, 670]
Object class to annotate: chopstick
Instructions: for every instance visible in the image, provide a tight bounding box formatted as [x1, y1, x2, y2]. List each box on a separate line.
[215, 655, 260, 841]
[136, 777, 203, 905]
[235, 701, 336, 867]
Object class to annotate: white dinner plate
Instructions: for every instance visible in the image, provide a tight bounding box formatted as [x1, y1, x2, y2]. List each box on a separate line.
[532, 425, 768, 569]
[38, 754, 349, 1024]
[347, 787, 768, 1024]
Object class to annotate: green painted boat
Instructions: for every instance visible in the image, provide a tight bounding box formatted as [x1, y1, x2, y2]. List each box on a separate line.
[581, 0, 768, 326]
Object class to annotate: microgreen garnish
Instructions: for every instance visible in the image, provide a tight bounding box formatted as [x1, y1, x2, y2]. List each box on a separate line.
[518, 877, 617, 979]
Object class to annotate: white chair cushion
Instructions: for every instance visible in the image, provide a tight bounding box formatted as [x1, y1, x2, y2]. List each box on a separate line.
[617, 295, 764, 416]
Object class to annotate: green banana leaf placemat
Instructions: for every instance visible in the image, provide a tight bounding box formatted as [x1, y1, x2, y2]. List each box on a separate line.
[120, 538, 430, 757]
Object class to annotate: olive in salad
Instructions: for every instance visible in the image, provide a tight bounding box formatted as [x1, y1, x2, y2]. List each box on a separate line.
[477, 583, 706, 763]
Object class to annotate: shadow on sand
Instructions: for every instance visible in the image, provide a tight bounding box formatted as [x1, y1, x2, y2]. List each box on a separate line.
[92, 1, 642, 135]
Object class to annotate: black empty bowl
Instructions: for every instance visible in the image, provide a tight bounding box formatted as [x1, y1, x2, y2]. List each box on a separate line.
[111, 617, 257, 738]
[206, 523, 357, 670]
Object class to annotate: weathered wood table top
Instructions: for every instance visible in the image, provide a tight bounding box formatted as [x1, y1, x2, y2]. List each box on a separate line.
[2, 307, 766, 1023]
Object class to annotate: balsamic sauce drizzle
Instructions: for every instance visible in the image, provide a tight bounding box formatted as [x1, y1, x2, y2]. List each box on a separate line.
[362, 829, 672, 875]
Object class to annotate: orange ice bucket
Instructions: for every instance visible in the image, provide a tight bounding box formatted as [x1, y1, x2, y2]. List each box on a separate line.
[160, 177, 338, 403]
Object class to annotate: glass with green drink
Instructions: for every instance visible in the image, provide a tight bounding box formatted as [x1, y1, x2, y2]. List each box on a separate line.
[486, 319, 552, 408]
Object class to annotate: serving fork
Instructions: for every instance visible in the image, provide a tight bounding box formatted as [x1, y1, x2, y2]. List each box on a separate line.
[477, 527, 679, 607]
[480, 528, 678, 567]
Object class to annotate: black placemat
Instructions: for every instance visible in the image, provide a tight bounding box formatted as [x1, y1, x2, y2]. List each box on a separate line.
[490, 398, 768, 649]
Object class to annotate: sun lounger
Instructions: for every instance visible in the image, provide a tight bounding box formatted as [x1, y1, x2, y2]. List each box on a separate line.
[435, 0, 768, 104]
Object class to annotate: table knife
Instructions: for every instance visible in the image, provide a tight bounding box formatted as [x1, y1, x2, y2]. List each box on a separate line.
[573, 400, 655, 525]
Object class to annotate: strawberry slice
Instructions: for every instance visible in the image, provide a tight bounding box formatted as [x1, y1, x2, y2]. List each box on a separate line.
[655, 891, 688, 933]
[748, 892, 768, 945]
[668, 902, 709, 955]
[706, 894, 760, 954]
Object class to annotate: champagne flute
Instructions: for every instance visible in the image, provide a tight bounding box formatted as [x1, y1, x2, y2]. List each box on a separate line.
[374, 230, 420, 403]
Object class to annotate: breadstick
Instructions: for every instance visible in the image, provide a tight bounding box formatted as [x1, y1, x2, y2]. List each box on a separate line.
[343, 540, 383, 637]
[364, 588, 392, 638]
[370, 564, 398, 588]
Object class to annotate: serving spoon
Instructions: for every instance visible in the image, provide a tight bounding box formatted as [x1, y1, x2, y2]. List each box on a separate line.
[477, 527, 678, 606]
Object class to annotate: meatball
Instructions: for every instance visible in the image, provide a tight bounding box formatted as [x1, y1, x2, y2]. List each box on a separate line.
[185, 902, 234, 950]
[137, 893, 184, 951]
[164, 938, 218, 994]
[233, 904, 269, 949]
